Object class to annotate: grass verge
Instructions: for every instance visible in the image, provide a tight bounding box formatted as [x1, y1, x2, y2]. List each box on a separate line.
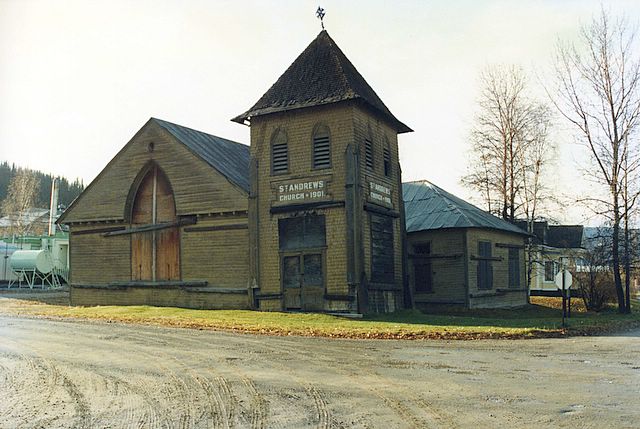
[0, 295, 638, 340]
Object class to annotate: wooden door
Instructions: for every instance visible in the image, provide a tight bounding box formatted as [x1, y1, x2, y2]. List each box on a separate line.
[155, 169, 179, 281]
[282, 253, 324, 311]
[301, 254, 324, 311]
[130, 166, 180, 281]
[283, 255, 301, 309]
[131, 171, 154, 280]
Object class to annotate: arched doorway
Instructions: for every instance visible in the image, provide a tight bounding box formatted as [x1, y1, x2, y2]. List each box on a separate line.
[130, 165, 180, 281]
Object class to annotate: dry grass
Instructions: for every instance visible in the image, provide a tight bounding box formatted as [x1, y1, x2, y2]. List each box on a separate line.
[0, 294, 638, 340]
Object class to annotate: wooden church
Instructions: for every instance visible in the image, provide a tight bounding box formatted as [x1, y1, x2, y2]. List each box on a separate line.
[59, 30, 412, 313]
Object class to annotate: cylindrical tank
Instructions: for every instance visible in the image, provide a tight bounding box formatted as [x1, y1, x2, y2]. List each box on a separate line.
[9, 250, 53, 274]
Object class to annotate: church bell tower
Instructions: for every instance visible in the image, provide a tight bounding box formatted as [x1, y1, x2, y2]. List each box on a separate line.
[233, 30, 412, 313]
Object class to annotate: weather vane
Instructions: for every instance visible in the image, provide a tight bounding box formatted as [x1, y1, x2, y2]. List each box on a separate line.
[316, 6, 325, 30]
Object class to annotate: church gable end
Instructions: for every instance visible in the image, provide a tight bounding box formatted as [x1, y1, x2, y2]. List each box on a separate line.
[59, 119, 249, 224]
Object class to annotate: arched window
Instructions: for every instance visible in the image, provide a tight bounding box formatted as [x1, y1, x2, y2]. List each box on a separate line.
[130, 164, 180, 281]
[312, 124, 331, 169]
[271, 128, 288, 174]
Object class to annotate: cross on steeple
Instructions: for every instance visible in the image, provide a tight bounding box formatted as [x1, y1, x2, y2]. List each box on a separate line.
[316, 6, 325, 30]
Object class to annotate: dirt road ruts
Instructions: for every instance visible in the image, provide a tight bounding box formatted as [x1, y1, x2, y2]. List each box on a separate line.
[0, 315, 639, 428]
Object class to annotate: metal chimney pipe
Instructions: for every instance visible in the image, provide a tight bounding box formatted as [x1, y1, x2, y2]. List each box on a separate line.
[48, 178, 59, 236]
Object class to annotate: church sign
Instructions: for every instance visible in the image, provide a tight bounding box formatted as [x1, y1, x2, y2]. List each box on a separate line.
[276, 180, 327, 203]
[368, 181, 393, 208]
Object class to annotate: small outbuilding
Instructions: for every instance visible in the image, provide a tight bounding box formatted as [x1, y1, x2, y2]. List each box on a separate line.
[58, 118, 251, 309]
[403, 180, 529, 309]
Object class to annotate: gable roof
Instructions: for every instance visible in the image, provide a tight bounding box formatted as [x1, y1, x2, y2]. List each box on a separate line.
[546, 225, 584, 248]
[153, 118, 250, 193]
[58, 118, 250, 224]
[403, 180, 528, 236]
[232, 30, 412, 134]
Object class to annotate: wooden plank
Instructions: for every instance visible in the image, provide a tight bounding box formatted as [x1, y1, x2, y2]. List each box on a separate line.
[270, 200, 344, 214]
[363, 202, 400, 218]
[183, 223, 248, 233]
[74, 226, 126, 236]
[409, 253, 462, 260]
[324, 294, 355, 302]
[103, 217, 196, 236]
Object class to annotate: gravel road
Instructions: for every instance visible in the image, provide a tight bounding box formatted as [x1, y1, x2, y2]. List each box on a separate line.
[0, 315, 639, 428]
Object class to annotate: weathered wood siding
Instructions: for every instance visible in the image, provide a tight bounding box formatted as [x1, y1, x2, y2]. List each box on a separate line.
[466, 228, 527, 309]
[61, 121, 247, 224]
[250, 102, 405, 313]
[353, 106, 403, 300]
[407, 229, 467, 305]
[181, 216, 249, 289]
[69, 223, 131, 285]
[70, 286, 248, 310]
[251, 104, 354, 312]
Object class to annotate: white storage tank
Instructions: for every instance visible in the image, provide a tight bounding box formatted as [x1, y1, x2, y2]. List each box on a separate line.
[10, 250, 53, 274]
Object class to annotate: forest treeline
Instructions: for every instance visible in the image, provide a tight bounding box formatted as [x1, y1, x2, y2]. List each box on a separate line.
[0, 161, 84, 209]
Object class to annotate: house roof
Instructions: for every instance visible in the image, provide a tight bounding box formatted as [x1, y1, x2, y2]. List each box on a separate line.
[232, 30, 412, 134]
[402, 180, 528, 236]
[153, 118, 250, 193]
[0, 208, 49, 228]
[547, 225, 584, 248]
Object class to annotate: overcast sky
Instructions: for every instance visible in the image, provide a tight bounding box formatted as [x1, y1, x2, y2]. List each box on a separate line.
[1, 0, 639, 224]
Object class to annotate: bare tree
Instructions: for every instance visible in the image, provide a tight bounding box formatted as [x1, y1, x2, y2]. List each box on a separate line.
[551, 10, 640, 313]
[1, 169, 41, 238]
[463, 65, 555, 224]
[463, 66, 556, 297]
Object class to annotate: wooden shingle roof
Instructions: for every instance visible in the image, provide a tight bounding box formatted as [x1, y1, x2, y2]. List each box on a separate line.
[232, 30, 412, 133]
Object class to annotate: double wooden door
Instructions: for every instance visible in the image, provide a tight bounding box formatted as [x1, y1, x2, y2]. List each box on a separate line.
[282, 253, 324, 311]
[131, 166, 180, 281]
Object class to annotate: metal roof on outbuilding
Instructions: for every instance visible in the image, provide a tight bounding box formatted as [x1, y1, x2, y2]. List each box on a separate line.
[153, 118, 250, 193]
[403, 180, 528, 236]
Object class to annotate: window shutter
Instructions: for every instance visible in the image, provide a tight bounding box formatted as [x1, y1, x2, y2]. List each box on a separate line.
[313, 134, 331, 169]
[383, 146, 391, 176]
[365, 139, 374, 170]
[272, 142, 288, 173]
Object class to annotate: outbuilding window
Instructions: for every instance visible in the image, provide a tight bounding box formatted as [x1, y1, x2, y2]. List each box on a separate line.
[271, 129, 288, 174]
[477, 241, 493, 290]
[413, 242, 432, 293]
[312, 125, 331, 169]
[544, 261, 557, 282]
[508, 248, 520, 288]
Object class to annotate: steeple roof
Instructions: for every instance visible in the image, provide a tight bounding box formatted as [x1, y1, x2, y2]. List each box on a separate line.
[232, 30, 412, 133]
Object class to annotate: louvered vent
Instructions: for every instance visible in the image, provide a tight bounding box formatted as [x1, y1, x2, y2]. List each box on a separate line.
[365, 139, 374, 170]
[313, 135, 331, 169]
[383, 146, 391, 176]
[272, 142, 288, 173]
